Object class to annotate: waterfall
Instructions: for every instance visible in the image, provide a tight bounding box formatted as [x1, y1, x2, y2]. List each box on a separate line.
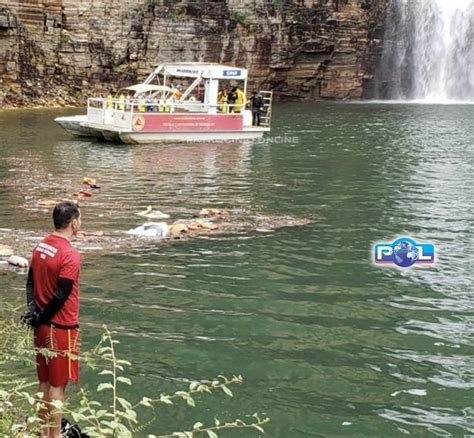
[376, 0, 474, 102]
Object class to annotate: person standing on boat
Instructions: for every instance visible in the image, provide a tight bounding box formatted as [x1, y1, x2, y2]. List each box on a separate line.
[153, 96, 159, 112]
[173, 84, 183, 102]
[145, 95, 153, 112]
[118, 93, 125, 111]
[234, 86, 246, 113]
[217, 88, 228, 113]
[228, 87, 237, 113]
[138, 97, 147, 112]
[22, 201, 82, 438]
[249, 90, 264, 126]
[106, 94, 113, 109]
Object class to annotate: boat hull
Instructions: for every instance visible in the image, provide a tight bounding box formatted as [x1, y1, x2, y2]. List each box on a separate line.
[55, 115, 269, 144]
[54, 116, 104, 138]
[119, 129, 267, 144]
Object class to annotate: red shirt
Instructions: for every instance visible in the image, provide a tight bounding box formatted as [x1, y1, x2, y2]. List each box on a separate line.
[31, 234, 81, 326]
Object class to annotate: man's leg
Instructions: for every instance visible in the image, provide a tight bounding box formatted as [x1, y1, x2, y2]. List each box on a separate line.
[46, 328, 79, 437]
[38, 381, 50, 438]
[35, 326, 52, 438]
[48, 385, 66, 438]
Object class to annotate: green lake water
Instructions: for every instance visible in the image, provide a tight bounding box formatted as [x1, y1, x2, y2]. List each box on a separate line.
[1, 102, 473, 436]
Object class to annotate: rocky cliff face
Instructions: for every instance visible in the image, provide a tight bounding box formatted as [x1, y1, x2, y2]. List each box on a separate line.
[0, 0, 386, 107]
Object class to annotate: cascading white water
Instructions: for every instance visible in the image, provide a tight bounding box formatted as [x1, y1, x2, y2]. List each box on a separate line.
[376, 0, 474, 102]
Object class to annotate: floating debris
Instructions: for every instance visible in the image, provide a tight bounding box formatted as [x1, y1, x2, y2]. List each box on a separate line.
[135, 206, 170, 220]
[0, 210, 311, 267]
[198, 208, 229, 217]
[8, 255, 29, 268]
[82, 177, 100, 189]
[127, 222, 169, 238]
[187, 220, 219, 231]
[169, 223, 189, 239]
[73, 191, 92, 199]
[82, 177, 96, 186]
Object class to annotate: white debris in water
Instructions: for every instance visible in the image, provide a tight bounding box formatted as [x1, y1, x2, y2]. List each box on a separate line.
[127, 222, 169, 239]
[406, 389, 427, 396]
[391, 389, 427, 397]
[8, 255, 29, 268]
[135, 206, 170, 220]
[367, 364, 382, 372]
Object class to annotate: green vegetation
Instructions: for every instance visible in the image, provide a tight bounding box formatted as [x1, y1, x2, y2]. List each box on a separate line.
[248, 24, 262, 35]
[229, 10, 250, 27]
[167, 0, 187, 21]
[58, 31, 70, 44]
[273, 0, 285, 12]
[0, 305, 269, 437]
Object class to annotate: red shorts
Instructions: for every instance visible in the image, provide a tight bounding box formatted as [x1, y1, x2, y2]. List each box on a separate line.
[34, 325, 80, 387]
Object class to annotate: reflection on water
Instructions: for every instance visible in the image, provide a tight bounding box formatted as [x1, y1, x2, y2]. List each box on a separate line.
[1, 103, 473, 436]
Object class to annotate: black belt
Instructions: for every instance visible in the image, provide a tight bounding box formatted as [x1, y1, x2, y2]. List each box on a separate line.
[44, 322, 79, 330]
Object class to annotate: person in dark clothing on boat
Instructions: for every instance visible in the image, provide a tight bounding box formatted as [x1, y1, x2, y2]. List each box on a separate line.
[249, 90, 264, 126]
[227, 87, 237, 113]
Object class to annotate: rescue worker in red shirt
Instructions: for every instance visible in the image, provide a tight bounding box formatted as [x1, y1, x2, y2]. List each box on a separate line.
[23, 201, 82, 438]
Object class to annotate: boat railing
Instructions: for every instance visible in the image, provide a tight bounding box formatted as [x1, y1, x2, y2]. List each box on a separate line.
[88, 98, 254, 113]
[87, 92, 273, 129]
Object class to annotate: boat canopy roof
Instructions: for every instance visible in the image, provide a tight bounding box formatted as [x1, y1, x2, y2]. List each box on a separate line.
[155, 63, 248, 80]
[124, 84, 173, 93]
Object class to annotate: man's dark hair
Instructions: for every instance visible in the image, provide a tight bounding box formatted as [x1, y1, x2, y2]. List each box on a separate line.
[53, 201, 80, 230]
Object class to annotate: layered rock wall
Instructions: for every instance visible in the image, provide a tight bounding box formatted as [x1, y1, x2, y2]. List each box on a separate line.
[0, 0, 387, 107]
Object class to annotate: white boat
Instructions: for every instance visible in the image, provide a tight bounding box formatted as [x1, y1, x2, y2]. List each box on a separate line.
[55, 62, 273, 144]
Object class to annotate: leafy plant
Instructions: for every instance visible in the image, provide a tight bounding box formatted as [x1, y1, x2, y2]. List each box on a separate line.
[273, 0, 285, 12]
[0, 306, 269, 437]
[0, 305, 44, 436]
[229, 10, 250, 27]
[167, 1, 187, 21]
[58, 31, 70, 44]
